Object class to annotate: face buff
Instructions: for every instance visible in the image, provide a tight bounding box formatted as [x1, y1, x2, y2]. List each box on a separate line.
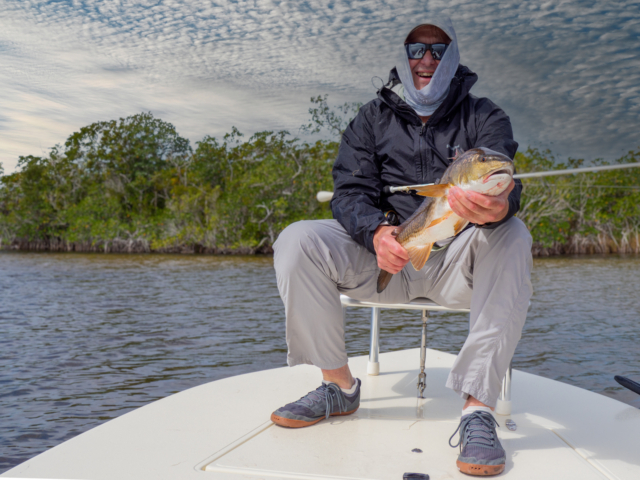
[396, 16, 461, 117]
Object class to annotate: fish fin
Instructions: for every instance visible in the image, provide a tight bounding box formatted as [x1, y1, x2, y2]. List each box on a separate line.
[377, 269, 393, 293]
[406, 243, 434, 271]
[453, 217, 469, 235]
[413, 184, 450, 197]
[426, 212, 453, 228]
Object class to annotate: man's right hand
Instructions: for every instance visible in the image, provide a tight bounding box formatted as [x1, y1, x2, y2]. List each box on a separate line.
[373, 225, 409, 274]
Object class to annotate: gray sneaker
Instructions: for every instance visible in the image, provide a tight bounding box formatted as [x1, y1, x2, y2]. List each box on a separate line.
[449, 411, 506, 476]
[271, 379, 361, 428]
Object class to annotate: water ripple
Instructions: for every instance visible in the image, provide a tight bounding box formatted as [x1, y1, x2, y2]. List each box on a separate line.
[0, 252, 638, 473]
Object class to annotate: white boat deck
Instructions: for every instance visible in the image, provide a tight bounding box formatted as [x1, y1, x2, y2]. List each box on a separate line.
[4, 348, 639, 480]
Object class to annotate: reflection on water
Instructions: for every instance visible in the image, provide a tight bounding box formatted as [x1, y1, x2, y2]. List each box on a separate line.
[1, 252, 639, 472]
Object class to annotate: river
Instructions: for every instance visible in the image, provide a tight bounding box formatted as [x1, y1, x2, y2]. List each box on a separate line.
[1, 252, 639, 473]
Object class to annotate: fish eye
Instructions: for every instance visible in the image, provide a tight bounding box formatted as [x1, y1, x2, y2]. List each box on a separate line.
[481, 156, 487, 162]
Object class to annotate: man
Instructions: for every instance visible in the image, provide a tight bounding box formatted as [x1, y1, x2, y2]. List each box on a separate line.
[271, 17, 532, 476]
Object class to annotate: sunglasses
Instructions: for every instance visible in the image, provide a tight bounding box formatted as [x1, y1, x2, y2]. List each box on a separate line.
[405, 43, 448, 61]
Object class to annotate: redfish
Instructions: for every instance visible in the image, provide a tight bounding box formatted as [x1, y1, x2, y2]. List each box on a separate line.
[377, 147, 515, 293]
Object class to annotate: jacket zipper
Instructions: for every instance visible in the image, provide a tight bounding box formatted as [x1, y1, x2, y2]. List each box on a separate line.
[419, 123, 427, 182]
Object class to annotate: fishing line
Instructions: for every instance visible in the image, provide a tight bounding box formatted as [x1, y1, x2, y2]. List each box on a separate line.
[514, 162, 640, 179]
[522, 184, 640, 190]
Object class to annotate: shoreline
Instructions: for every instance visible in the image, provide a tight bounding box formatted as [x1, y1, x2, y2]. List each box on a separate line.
[2, 240, 638, 257]
[0, 240, 275, 255]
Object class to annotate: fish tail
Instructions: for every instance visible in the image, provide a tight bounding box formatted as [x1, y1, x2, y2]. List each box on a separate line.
[377, 269, 393, 293]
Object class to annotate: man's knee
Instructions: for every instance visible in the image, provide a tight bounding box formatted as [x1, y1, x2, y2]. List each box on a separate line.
[487, 217, 532, 255]
[275, 220, 312, 253]
[274, 220, 338, 273]
[274, 221, 314, 270]
[274, 220, 335, 252]
[471, 217, 533, 283]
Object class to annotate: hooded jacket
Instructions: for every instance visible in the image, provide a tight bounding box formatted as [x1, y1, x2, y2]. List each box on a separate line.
[331, 65, 522, 254]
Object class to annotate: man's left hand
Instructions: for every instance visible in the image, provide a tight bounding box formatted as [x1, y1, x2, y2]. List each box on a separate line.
[448, 180, 515, 225]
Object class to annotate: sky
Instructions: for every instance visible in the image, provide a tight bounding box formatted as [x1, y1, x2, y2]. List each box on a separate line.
[1, 0, 639, 174]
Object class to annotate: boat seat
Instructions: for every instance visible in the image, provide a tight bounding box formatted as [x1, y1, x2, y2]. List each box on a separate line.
[340, 294, 513, 415]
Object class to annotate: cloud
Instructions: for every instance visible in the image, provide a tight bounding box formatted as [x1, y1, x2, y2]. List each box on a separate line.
[0, 0, 639, 173]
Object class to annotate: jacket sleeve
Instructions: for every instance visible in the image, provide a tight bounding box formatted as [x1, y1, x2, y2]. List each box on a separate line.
[472, 99, 522, 229]
[331, 104, 386, 254]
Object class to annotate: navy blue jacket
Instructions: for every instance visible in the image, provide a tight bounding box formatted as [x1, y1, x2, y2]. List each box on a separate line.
[331, 65, 522, 254]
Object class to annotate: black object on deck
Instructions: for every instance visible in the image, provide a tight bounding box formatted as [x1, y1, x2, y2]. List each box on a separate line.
[614, 375, 640, 396]
[403, 473, 429, 480]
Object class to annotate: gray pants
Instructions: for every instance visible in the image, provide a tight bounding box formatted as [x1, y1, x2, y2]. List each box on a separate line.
[273, 217, 533, 407]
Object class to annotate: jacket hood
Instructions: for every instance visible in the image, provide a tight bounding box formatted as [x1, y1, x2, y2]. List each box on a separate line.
[396, 17, 461, 116]
[378, 64, 478, 125]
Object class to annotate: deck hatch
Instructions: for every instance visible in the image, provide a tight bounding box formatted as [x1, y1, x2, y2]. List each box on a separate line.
[203, 414, 608, 480]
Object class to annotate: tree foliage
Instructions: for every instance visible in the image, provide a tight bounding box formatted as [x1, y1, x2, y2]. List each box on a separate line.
[1, 98, 639, 254]
[514, 148, 640, 254]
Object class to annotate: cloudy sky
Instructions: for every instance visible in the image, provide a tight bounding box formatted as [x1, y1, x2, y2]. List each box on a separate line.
[1, 0, 638, 173]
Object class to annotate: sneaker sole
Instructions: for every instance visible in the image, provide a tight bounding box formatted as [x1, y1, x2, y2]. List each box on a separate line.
[270, 407, 359, 428]
[456, 460, 505, 476]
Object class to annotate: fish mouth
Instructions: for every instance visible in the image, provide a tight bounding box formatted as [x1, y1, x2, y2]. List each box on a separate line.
[483, 168, 514, 183]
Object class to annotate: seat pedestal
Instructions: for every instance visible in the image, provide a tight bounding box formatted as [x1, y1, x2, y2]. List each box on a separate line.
[342, 295, 513, 413]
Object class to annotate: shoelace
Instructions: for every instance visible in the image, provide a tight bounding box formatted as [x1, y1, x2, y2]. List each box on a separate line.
[449, 411, 499, 450]
[295, 383, 348, 419]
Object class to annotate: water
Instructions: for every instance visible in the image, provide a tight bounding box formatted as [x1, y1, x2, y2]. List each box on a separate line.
[1, 252, 639, 473]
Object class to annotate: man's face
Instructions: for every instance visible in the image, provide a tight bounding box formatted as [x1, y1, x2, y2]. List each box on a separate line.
[406, 29, 449, 90]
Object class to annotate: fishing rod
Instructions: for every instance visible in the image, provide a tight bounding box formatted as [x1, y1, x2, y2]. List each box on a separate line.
[385, 162, 640, 194]
[316, 162, 640, 202]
